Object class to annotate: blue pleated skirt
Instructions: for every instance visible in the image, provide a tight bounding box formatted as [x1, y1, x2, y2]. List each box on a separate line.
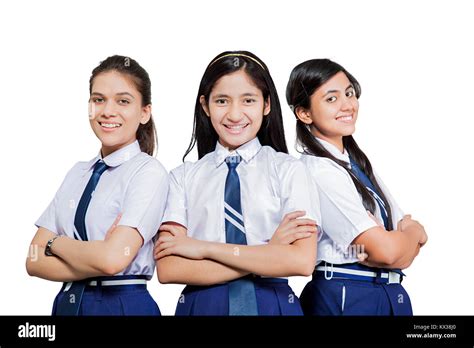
[175, 277, 303, 316]
[300, 264, 413, 316]
[52, 283, 161, 316]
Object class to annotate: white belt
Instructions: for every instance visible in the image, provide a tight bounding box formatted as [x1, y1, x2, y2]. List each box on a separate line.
[315, 265, 401, 284]
[87, 279, 147, 286]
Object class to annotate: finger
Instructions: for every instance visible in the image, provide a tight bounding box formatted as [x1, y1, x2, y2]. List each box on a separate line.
[289, 219, 317, 228]
[156, 248, 173, 260]
[156, 236, 174, 245]
[291, 232, 313, 242]
[357, 253, 369, 262]
[292, 225, 319, 234]
[282, 211, 306, 224]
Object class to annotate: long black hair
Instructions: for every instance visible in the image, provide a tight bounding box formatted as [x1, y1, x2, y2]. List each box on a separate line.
[286, 59, 393, 230]
[183, 50, 288, 160]
[90, 55, 157, 156]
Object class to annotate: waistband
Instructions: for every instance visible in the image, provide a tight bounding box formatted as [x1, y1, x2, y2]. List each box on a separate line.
[313, 262, 404, 284]
[62, 275, 148, 291]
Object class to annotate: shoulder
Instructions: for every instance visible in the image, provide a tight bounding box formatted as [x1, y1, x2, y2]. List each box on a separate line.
[170, 152, 214, 180]
[124, 153, 169, 188]
[300, 153, 355, 191]
[260, 146, 304, 173]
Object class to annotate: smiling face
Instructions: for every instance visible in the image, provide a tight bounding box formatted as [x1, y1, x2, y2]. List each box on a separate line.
[89, 70, 151, 157]
[200, 69, 270, 150]
[296, 71, 359, 152]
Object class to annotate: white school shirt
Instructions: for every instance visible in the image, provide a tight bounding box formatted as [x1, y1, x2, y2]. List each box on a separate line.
[300, 137, 404, 265]
[35, 140, 169, 279]
[163, 137, 321, 260]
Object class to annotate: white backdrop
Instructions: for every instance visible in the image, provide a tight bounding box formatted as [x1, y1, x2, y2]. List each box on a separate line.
[1, 0, 472, 315]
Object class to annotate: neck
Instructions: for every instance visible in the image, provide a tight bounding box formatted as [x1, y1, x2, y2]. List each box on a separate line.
[310, 128, 344, 153]
[101, 138, 136, 158]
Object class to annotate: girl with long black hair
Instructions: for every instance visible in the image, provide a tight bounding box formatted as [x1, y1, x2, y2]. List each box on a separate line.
[154, 51, 321, 315]
[286, 59, 427, 315]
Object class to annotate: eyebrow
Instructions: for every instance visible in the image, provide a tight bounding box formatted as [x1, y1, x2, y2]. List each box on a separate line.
[212, 92, 259, 98]
[322, 84, 354, 97]
[90, 92, 135, 99]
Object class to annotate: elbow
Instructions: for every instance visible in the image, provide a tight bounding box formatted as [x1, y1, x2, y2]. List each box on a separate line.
[100, 256, 128, 276]
[26, 259, 37, 277]
[371, 245, 400, 267]
[293, 253, 316, 277]
[156, 260, 174, 284]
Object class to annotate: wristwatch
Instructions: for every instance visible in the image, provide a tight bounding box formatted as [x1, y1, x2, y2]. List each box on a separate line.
[45, 235, 60, 256]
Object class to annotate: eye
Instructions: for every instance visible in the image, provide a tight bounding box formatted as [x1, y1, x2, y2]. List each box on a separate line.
[215, 98, 228, 105]
[346, 89, 355, 98]
[92, 97, 104, 103]
[326, 96, 337, 103]
[118, 99, 130, 105]
[244, 98, 256, 104]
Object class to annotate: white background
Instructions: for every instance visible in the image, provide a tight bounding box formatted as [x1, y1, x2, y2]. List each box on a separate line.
[1, 0, 472, 315]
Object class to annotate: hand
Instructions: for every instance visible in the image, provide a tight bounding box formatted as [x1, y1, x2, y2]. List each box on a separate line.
[104, 213, 122, 241]
[269, 211, 318, 245]
[398, 215, 428, 247]
[154, 223, 207, 260]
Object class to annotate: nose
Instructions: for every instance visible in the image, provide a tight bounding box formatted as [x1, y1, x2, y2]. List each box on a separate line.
[341, 95, 354, 112]
[227, 103, 244, 123]
[102, 100, 119, 117]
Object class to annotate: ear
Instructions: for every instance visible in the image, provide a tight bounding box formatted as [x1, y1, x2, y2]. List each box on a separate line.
[295, 106, 313, 125]
[199, 95, 210, 117]
[263, 96, 271, 116]
[140, 104, 152, 125]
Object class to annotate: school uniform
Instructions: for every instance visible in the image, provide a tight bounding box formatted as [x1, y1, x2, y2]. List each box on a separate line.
[163, 137, 321, 315]
[35, 140, 169, 315]
[299, 137, 412, 316]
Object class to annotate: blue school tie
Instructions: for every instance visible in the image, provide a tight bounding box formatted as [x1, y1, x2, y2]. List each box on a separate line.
[224, 155, 258, 315]
[55, 160, 109, 315]
[349, 157, 405, 277]
[349, 158, 389, 229]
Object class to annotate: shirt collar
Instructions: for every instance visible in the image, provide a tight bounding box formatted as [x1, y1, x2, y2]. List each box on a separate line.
[85, 140, 142, 171]
[214, 137, 262, 167]
[315, 137, 350, 164]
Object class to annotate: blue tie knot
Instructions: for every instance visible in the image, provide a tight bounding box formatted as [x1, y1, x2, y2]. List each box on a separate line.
[94, 160, 109, 175]
[225, 155, 241, 170]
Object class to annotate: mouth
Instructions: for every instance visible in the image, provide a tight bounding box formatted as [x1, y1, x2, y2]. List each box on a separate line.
[223, 123, 249, 134]
[98, 121, 122, 131]
[335, 114, 354, 123]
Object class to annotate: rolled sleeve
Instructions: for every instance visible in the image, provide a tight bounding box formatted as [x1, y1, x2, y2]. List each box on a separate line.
[161, 163, 188, 228]
[313, 164, 378, 251]
[278, 157, 322, 227]
[119, 160, 170, 244]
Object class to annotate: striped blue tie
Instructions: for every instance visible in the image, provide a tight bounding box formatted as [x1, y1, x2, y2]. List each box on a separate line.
[55, 160, 109, 315]
[224, 155, 258, 315]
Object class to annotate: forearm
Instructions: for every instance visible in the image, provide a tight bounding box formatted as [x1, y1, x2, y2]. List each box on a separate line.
[386, 226, 422, 269]
[204, 239, 315, 277]
[51, 237, 110, 275]
[26, 245, 100, 282]
[363, 227, 422, 269]
[157, 256, 249, 285]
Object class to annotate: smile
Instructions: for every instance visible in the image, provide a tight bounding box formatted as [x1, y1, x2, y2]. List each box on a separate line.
[223, 123, 249, 134]
[335, 115, 353, 122]
[99, 122, 122, 129]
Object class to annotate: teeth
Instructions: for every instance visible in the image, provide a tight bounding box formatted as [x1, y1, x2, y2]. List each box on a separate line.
[100, 122, 121, 128]
[337, 115, 352, 121]
[226, 124, 247, 129]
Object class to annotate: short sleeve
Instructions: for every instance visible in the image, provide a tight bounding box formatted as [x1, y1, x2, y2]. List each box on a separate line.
[119, 159, 170, 244]
[277, 157, 322, 226]
[161, 163, 188, 227]
[34, 162, 80, 235]
[310, 160, 378, 250]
